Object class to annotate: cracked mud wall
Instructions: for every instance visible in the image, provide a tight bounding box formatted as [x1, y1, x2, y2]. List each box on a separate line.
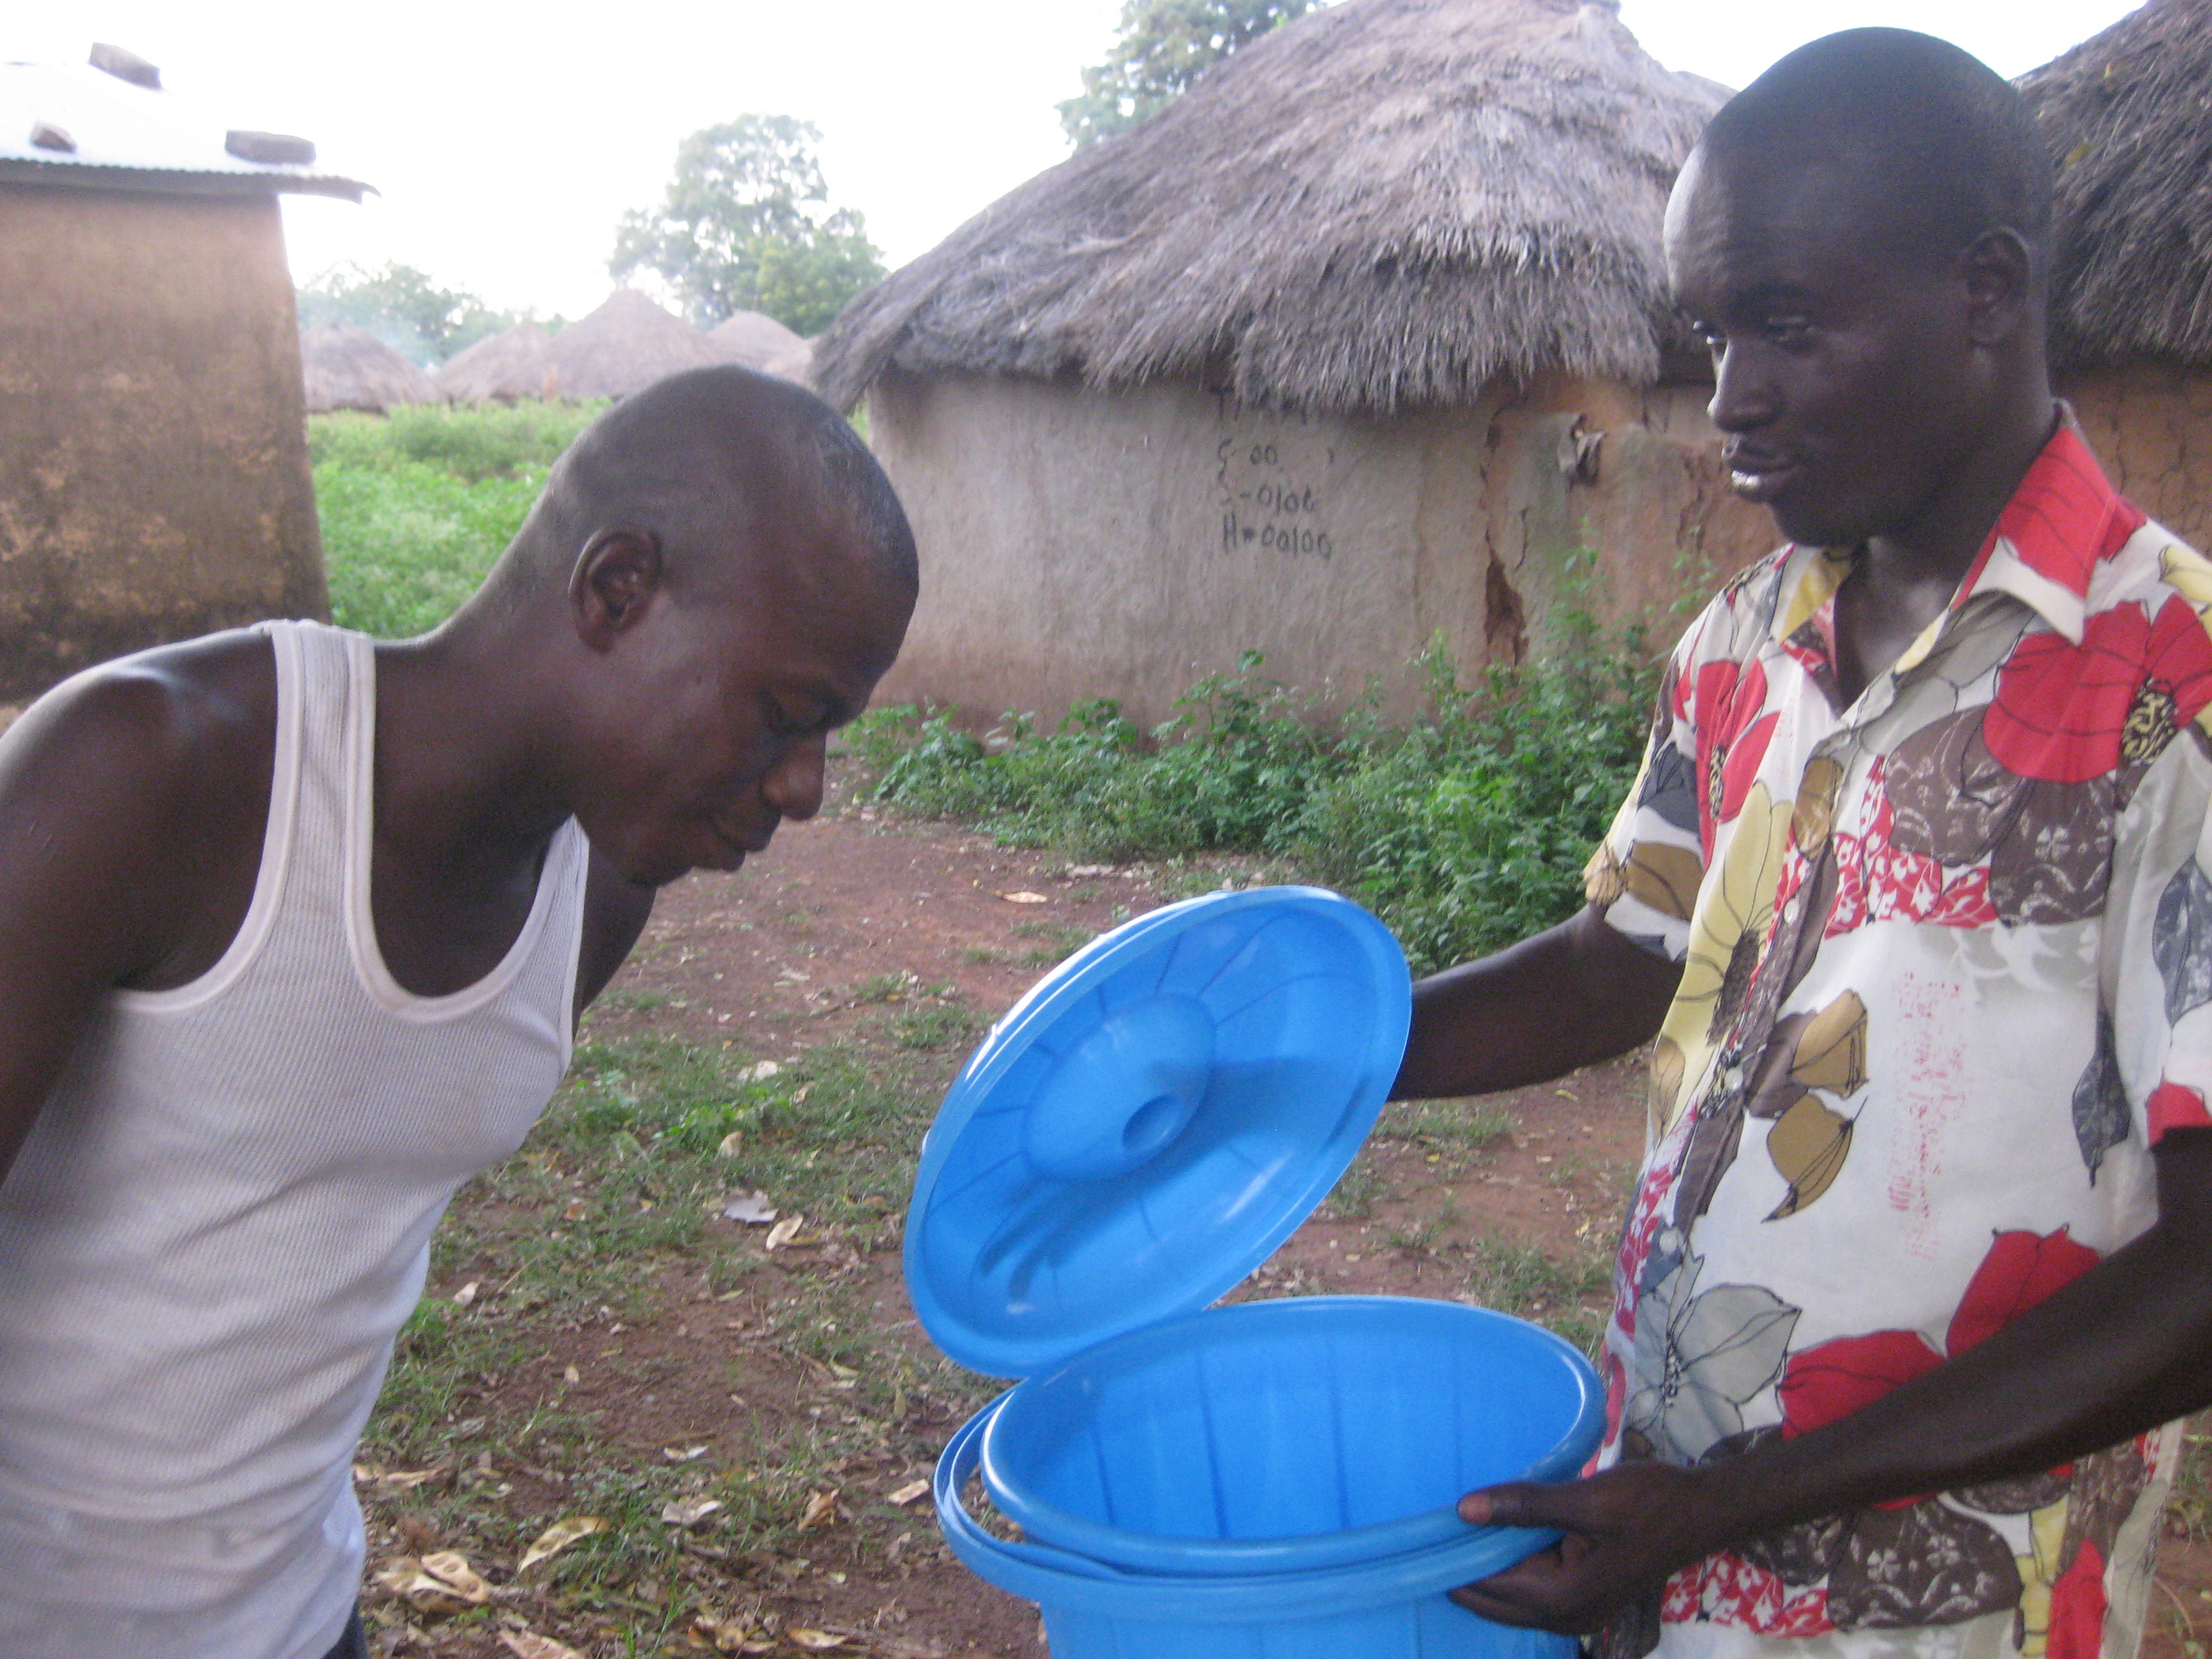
[865, 369, 1777, 731]
[2064, 367, 2212, 554]
[0, 185, 327, 701]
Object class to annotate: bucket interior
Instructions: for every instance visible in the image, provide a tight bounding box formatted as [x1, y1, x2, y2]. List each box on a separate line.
[980, 1296, 1601, 1569]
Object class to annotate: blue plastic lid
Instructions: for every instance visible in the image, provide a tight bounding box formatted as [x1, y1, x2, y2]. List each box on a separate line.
[903, 887, 1412, 1378]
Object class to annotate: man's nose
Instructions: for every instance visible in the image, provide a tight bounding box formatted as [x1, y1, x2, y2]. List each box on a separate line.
[762, 733, 827, 822]
[1708, 341, 1778, 434]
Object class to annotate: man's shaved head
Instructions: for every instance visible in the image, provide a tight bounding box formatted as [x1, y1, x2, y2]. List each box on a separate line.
[498, 364, 916, 610]
[1700, 28, 2053, 295]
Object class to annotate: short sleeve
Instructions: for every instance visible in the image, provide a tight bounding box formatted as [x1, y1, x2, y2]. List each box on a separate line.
[1586, 636, 1708, 964]
[2108, 727, 2212, 1145]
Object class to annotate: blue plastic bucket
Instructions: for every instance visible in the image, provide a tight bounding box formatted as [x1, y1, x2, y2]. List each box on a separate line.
[938, 1389, 1582, 1659]
[978, 1295, 1603, 1576]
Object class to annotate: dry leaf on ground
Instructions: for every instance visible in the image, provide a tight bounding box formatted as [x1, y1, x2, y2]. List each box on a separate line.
[516, 1515, 605, 1572]
[499, 1633, 587, 1659]
[354, 1462, 447, 1490]
[800, 1488, 840, 1530]
[886, 1479, 929, 1507]
[998, 891, 1048, 905]
[689, 1613, 776, 1654]
[451, 1281, 479, 1308]
[716, 1130, 746, 1158]
[787, 1631, 850, 1652]
[375, 1552, 491, 1612]
[764, 1213, 805, 1251]
[739, 1059, 783, 1081]
[721, 1190, 779, 1224]
[661, 1495, 725, 1527]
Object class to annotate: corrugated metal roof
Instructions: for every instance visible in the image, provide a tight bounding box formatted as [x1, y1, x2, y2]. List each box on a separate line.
[0, 58, 367, 201]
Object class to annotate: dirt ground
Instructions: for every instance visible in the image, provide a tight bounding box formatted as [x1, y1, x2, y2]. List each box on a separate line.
[385, 804, 2212, 1658]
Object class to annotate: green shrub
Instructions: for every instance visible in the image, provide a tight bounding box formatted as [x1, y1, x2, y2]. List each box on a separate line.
[849, 640, 1658, 974]
[308, 399, 602, 482]
[309, 401, 606, 638]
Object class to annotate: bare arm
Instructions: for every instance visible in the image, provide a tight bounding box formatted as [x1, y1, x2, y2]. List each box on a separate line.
[573, 843, 655, 1023]
[0, 648, 272, 1181]
[1393, 903, 1683, 1099]
[1453, 1128, 2212, 1631]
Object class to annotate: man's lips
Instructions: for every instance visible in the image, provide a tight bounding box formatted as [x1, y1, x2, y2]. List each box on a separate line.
[1725, 449, 1800, 503]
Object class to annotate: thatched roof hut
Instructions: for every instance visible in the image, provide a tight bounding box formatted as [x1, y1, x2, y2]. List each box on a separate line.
[2020, 0, 2212, 552]
[2020, 0, 2212, 369]
[548, 289, 716, 400]
[300, 323, 438, 413]
[763, 337, 816, 388]
[434, 323, 555, 405]
[706, 310, 806, 372]
[814, 0, 1772, 729]
[817, 0, 1725, 417]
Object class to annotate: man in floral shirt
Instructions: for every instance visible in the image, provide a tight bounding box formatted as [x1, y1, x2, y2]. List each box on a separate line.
[1396, 27, 2212, 1659]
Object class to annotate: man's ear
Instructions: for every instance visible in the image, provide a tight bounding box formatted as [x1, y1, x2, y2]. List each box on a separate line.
[1961, 228, 2036, 348]
[570, 527, 663, 651]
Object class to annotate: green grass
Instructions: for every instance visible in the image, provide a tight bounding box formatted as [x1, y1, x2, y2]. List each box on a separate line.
[308, 401, 604, 639]
[1462, 1235, 1612, 1353]
[844, 639, 1657, 974]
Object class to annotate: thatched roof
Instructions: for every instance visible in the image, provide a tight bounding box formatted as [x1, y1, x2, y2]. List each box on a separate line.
[815, 0, 1725, 416]
[763, 337, 817, 388]
[434, 323, 555, 405]
[2020, 0, 2212, 369]
[705, 310, 806, 371]
[300, 323, 437, 413]
[546, 289, 718, 401]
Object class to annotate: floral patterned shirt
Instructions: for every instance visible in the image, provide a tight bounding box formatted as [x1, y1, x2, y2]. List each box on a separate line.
[1585, 422, 2212, 1659]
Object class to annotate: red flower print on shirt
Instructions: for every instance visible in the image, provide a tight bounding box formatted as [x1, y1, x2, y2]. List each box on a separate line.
[2146, 1080, 2212, 1141]
[1983, 597, 2212, 785]
[1778, 1229, 2100, 1437]
[1677, 659, 1781, 853]
[2047, 1541, 2108, 1659]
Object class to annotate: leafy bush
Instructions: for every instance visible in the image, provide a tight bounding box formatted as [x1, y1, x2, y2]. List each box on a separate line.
[309, 401, 605, 638]
[849, 642, 1658, 973]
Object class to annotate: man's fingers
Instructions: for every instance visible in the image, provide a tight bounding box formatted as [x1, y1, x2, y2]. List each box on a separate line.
[1458, 1479, 1570, 1528]
[1446, 1583, 1555, 1627]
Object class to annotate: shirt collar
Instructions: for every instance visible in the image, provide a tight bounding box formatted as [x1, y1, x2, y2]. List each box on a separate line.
[1763, 411, 2141, 652]
[1950, 414, 2142, 646]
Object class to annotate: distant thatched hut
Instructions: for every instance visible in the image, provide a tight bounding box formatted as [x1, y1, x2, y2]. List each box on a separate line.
[0, 49, 359, 700]
[763, 337, 817, 388]
[816, 0, 1775, 727]
[707, 310, 806, 372]
[434, 323, 556, 405]
[301, 323, 438, 413]
[548, 290, 717, 400]
[2022, 0, 2212, 550]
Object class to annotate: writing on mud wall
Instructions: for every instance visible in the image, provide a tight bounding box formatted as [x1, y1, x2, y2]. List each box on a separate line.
[1212, 407, 1337, 561]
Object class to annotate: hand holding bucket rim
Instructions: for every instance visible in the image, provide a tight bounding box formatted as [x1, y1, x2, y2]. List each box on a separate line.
[1450, 1462, 1716, 1633]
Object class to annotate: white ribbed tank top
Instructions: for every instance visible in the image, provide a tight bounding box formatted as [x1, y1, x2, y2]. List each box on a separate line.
[0, 621, 590, 1659]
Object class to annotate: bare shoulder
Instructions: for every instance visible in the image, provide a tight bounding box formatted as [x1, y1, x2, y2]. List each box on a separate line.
[1, 630, 275, 785]
[0, 630, 278, 980]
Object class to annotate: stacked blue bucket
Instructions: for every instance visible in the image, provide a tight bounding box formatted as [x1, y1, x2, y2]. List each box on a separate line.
[903, 888, 1605, 1658]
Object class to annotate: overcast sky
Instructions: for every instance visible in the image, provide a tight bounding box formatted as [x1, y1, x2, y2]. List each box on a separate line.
[19, 0, 2135, 321]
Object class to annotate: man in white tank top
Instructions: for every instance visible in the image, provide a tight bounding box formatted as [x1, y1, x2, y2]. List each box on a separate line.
[0, 367, 916, 1659]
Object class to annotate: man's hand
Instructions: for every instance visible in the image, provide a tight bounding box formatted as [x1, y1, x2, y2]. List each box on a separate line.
[1448, 1465, 1714, 1633]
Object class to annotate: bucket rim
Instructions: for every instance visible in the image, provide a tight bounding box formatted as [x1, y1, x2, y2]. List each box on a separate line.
[935, 1395, 1572, 1621]
[977, 1296, 1605, 1576]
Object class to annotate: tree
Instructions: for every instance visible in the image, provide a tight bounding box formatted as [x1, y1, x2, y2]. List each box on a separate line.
[610, 115, 887, 337]
[294, 263, 527, 365]
[1059, 0, 1324, 148]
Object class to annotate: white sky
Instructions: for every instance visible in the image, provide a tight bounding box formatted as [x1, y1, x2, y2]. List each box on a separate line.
[16, 0, 2137, 321]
